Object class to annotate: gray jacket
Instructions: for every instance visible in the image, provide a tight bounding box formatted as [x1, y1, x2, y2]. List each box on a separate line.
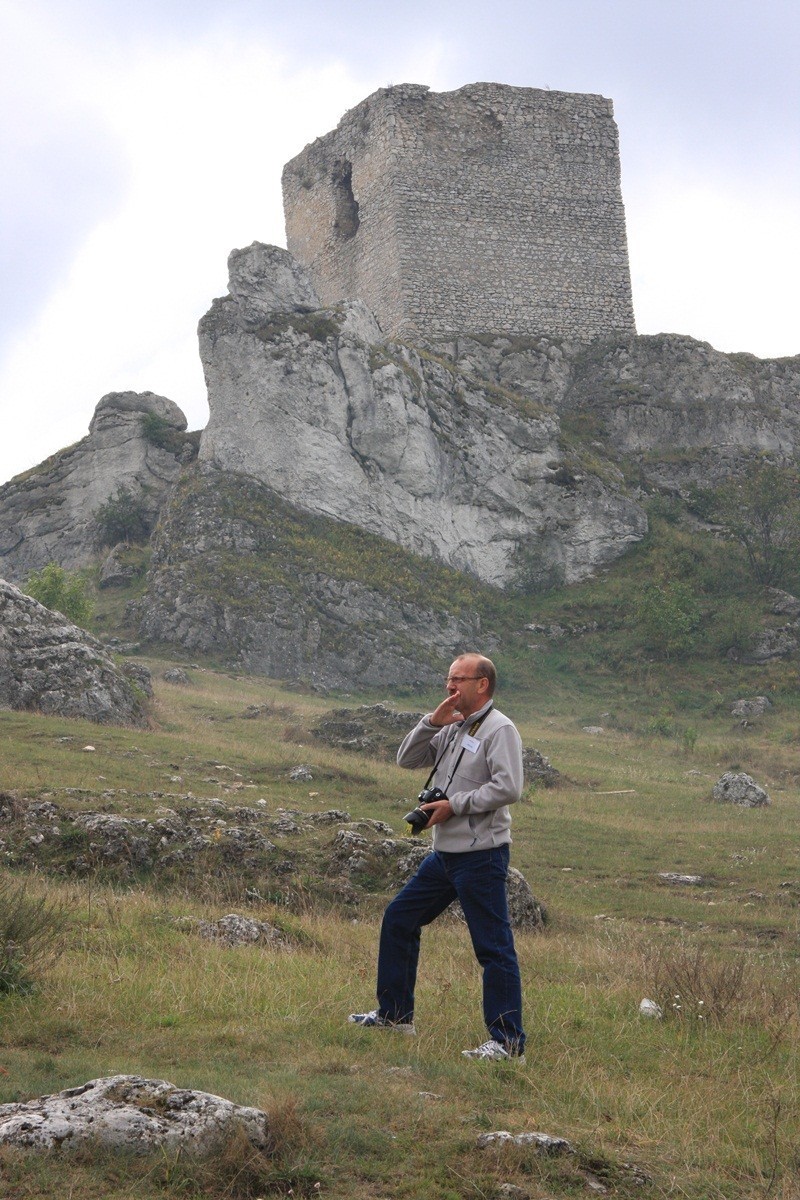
[396, 700, 524, 852]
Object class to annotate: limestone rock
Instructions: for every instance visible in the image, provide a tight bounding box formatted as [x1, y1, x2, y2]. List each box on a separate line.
[0, 1075, 269, 1155]
[135, 467, 483, 690]
[768, 589, 800, 618]
[0, 579, 147, 726]
[227, 242, 320, 328]
[712, 772, 770, 807]
[198, 243, 646, 590]
[564, 334, 800, 495]
[312, 704, 425, 757]
[737, 625, 799, 664]
[98, 544, 140, 589]
[191, 913, 292, 947]
[730, 696, 772, 719]
[162, 667, 190, 685]
[522, 747, 560, 788]
[0, 391, 190, 581]
[120, 661, 154, 697]
[477, 1130, 575, 1154]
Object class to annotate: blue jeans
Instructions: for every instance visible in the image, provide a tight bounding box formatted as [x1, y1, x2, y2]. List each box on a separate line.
[376, 845, 525, 1053]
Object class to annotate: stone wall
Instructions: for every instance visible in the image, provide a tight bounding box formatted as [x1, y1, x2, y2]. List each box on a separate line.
[283, 82, 635, 343]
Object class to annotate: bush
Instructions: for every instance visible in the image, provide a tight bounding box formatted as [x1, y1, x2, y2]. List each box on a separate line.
[24, 563, 93, 625]
[633, 581, 701, 659]
[703, 598, 761, 659]
[93, 486, 152, 547]
[644, 941, 748, 1025]
[0, 876, 68, 995]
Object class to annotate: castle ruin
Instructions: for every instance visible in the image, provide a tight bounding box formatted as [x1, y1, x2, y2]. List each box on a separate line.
[282, 82, 636, 343]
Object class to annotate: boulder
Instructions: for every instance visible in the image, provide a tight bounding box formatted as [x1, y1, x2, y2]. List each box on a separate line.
[191, 913, 292, 948]
[312, 704, 424, 757]
[730, 696, 772, 719]
[162, 667, 190, 684]
[768, 589, 800, 618]
[712, 772, 771, 807]
[0, 579, 147, 726]
[736, 625, 799, 664]
[522, 747, 561, 788]
[0, 1075, 269, 1155]
[477, 1130, 575, 1154]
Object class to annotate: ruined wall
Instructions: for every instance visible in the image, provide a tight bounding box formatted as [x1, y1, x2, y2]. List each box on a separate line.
[282, 82, 636, 342]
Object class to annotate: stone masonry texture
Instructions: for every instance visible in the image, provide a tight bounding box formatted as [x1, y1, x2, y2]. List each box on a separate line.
[282, 82, 636, 342]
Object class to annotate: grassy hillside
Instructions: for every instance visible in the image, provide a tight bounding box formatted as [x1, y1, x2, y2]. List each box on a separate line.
[1, 642, 799, 1199]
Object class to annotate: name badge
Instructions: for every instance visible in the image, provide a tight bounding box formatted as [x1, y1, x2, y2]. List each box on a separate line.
[462, 734, 481, 754]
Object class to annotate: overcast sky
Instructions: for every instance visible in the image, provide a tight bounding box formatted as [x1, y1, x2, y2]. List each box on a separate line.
[1, 0, 798, 485]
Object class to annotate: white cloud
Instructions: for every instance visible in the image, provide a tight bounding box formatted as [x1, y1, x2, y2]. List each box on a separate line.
[0, 16, 452, 482]
[629, 176, 800, 357]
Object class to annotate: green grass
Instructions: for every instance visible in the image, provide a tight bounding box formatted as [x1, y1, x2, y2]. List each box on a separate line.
[1, 656, 800, 1198]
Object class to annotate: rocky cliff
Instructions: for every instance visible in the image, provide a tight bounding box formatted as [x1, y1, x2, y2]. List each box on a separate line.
[198, 244, 647, 590]
[2, 241, 798, 688]
[197, 244, 800, 592]
[134, 466, 488, 690]
[0, 391, 194, 583]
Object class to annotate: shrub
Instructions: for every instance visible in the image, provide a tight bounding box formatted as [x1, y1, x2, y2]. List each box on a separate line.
[643, 941, 748, 1024]
[93, 486, 151, 547]
[0, 876, 68, 995]
[24, 562, 93, 625]
[633, 581, 701, 659]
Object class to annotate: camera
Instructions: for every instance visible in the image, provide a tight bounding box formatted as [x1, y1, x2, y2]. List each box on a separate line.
[404, 786, 447, 833]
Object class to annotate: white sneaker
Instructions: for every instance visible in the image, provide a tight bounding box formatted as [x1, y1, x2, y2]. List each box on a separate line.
[462, 1039, 525, 1063]
[348, 1010, 416, 1035]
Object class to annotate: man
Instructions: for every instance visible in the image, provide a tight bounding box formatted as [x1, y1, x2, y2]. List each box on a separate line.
[349, 652, 526, 1061]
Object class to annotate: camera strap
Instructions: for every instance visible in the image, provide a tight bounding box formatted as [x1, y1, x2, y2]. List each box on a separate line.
[421, 703, 494, 794]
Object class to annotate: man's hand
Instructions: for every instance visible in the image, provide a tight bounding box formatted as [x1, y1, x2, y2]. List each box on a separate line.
[430, 692, 464, 727]
[420, 798, 453, 826]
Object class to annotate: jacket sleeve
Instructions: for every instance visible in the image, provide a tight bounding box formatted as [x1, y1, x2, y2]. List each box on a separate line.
[447, 723, 523, 815]
[396, 717, 447, 769]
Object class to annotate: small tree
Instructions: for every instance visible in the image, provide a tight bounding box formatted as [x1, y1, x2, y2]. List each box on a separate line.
[93, 486, 151, 547]
[24, 562, 93, 625]
[713, 461, 800, 588]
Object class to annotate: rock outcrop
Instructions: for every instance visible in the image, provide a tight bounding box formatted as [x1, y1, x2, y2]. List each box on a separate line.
[0, 579, 147, 726]
[0, 391, 193, 581]
[0, 1076, 269, 1155]
[198, 243, 647, 590]
[197, 243, 800, 591]
[134, 467, 485, 690]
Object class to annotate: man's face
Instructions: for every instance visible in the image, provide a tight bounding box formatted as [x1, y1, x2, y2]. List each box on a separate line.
[445, 658, 486, 716]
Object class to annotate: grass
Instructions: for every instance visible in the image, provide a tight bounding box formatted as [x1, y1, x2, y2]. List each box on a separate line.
[1, 654, 800, 1198]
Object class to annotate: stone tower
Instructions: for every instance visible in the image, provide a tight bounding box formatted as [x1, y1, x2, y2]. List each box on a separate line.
[282, 82, 636, 343]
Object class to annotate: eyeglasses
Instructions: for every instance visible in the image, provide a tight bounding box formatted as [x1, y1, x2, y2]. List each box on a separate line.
[446, 675, 481, 685]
